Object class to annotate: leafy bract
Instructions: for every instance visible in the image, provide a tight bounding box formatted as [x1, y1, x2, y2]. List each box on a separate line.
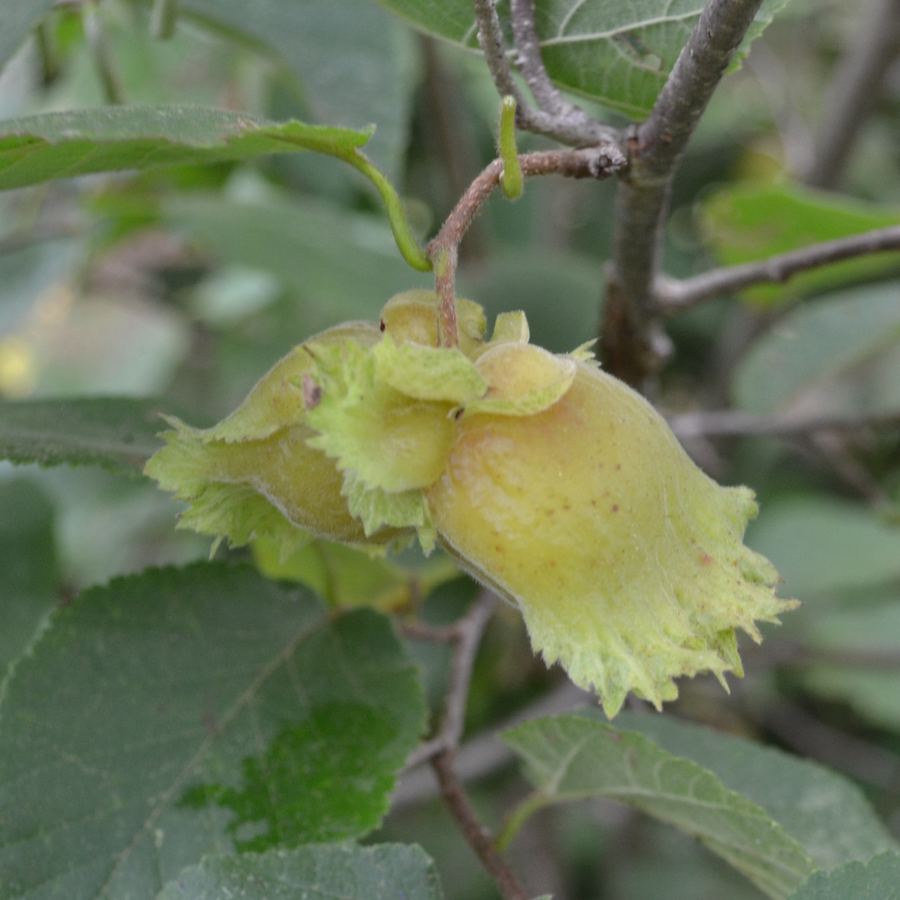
[702, 183, 900, 305]
[0, 107, 371, 192]
[0, 479, 57, 678]
[733, 284, 900, 419]
[0, 562, 426, 900]
[375, 0, 792, 118]
[787, 852, 900, 900]
[502, 711, 852, 899]
[178, 0, 416, 183]
[0, 397, 210, 473]
[156, 843, 445, 900]
[615, 712, 897, 872]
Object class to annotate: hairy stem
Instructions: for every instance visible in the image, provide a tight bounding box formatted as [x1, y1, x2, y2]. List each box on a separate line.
[656, 223, 900, 312]
[427, 146, 624, 347]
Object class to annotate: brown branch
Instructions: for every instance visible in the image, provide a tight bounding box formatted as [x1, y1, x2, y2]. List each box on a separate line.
[426, 147, 625, 347]
[805, 0, 900, 189]
[404, 590, 498, 768]
[472, 0, 621, 148]
[655, 224, 900, 313]
[603, 0, 765, 388]
[432, 751, 529, 900]
[401, 589, 528, 900]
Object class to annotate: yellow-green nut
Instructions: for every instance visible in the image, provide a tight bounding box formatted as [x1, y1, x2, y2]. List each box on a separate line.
[144, 319, 408, 555]
[426, 346, 798, 717]
[146, 289, 797, 716]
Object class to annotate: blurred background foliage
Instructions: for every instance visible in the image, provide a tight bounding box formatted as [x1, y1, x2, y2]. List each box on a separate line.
[1, 0, 900, 897]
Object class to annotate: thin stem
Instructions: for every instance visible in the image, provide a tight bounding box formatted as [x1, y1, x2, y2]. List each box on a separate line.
[340, 151, 432, 272]
[472, 0, 621, 148]
[83, 0, 125, 105]
[805, 0, 900, 189]
[494, 789, 551, 852]
[427, 146, 624, 350]
[432, 751, 529, 900]
[604, 0, 765, 387]
[655, 224, 900, 313]
[666, 407, 900, 439]
[150, 0, 179, 39]
[404, 591, 498, 769]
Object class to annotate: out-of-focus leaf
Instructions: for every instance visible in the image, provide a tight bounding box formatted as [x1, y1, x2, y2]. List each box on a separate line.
[702, 184, 900, 305]
[252, 538, 460, 610]
[0, 107, 374, 191]
[375, 0, 791, 118]
[0, 478, 57, 676]
[733, 284, 900, 418]
[804, 602, 900, 732]
[0, 238, 80, 332]
[458, 248, 604, 354]
[747, 497, 900, 600]
[156, 843, 445, 900]
[0, 0, 53, 75]
[0, 397, 209, 473]
[787, 852, 900, 900]
[0, 562, 426, 900]
[180, 0, 416, 183]
[615, 712, 897, 872]
[501, 711, 817, 899]
[164, 193, 431, 337]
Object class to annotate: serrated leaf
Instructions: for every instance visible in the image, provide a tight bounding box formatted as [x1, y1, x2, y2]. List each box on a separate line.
[0, 397, 212, 473]
[787, 852, 900, 900]
[155, 843, 445, 900]
[0, 562, 426, 900]
[615, 712, 897, 872]
[501, 712, 817, 899]
[0, 107, 372, 192]
[0, 479, 57, 676]
[375, 0, 791, 118]
[733, 284, 900, 418]
[179, 0, 416, 183]
[702, 184, 900, 305]
[0, 0, 53, 74]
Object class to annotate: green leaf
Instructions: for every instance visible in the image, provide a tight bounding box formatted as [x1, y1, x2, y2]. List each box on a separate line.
[804, 602, 900, 732]
[0, 479, 57, 677]
[156, 843, 445, 900]
[0, 397, 211, 474]
[787, 852, 900, 900]
[179, 0, 416, 183]
[0, 562, 426, 900]
[733, 284, 900, 418]
[747, 497, 900, 600]
[0, 107, 371, 192]
[0, 0, 53, 73]
[614, 712, 897, 872]
[701, 183, 900, 305]
[501, 712, 817, 899]
[163, 192, 431, 337]
[375, 0, 791, 118]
